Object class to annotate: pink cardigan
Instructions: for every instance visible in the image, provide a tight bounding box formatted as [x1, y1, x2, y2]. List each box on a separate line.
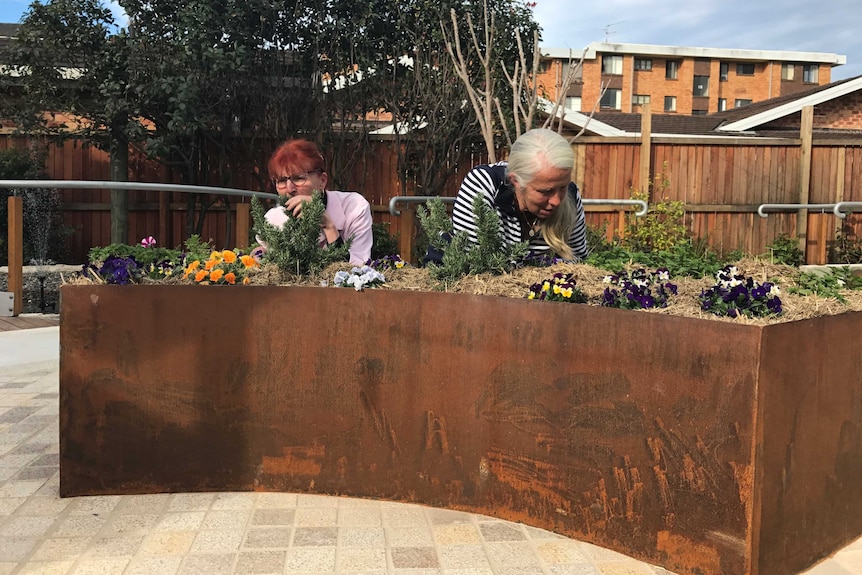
[264, 191, 373, 265]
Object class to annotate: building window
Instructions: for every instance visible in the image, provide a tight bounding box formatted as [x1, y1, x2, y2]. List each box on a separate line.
[735, 99, 752, 108]
[781, 63, 795, 81]
[737, 63, 755, 76]
[632, 94, 650, 106]
[693, 75, 709, 97]
[600, 88, 622, 110]
[565, 96, 582, 112]
[692, 110, 708, 116]
[561, 62, 583, 82]
[719, 62, 729, 81]
[718, 98, 727, 112]
[665, 60, 679, 80]
[664, 96, 677, 112]
[602, 55, 623, 75]
[634, 58, 652, 71]
[803, 64, 819, 83]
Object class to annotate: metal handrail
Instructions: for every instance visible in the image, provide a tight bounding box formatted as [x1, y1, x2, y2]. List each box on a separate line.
[757, 203, 838, 218]
[833, 202, 862, 220]
[389, 195, 648, 217]
[0, 179, 279, 200]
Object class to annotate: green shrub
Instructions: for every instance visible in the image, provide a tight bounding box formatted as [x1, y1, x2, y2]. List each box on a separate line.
[251, 194, 350, 275]
[370, 222, 399, 260]
[416, 195, 528, 284]
[829, 224, 862, 264]
[790, 267, 862, 303]
[622, 168, 689, 253]
[765, 233, 804, 267]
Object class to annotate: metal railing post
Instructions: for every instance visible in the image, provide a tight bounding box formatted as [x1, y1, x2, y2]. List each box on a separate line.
[7, 196, 23, 316]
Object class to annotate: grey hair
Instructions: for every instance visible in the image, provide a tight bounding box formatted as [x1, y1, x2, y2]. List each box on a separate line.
[506, 129, 579, 260]
[505, 128, 574, 187]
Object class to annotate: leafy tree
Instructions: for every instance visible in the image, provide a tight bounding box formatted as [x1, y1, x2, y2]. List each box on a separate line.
[120, 0, 317, 240]
[0, 0, 148, 243]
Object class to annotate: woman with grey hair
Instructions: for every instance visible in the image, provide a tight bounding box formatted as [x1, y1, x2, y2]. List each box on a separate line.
[451, 128, 588, 261]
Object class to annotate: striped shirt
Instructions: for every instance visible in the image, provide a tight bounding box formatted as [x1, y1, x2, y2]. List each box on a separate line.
[451, 162, 589, 261]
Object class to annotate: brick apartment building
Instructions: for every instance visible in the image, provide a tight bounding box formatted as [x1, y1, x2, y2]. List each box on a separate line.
[537, 42, 847, 116]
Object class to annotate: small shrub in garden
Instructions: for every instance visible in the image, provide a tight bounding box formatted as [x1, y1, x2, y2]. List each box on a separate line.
[829, 224, 862, 264]
[333, 265, 386, 291]
[251, 193, 351, 275]
[699, 266, 782, 318]
[183, 249, 260, 285]
[765, 233, 804, 267]
[601, 268, 678, 310]
[526, 272, 587, 303]
[623, 167, 689, 253]
[790, 267, 862, 303]
[370, 222, 400, 260]
[417, 195, 528, 283]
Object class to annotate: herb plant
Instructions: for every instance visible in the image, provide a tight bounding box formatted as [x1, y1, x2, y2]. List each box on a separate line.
[417, 195, 528, 284]
[251, 193, 350, 276]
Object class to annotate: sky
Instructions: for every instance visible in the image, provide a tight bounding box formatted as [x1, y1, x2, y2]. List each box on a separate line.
[2, 0, 861, 80]
[533, 0, 862, 80]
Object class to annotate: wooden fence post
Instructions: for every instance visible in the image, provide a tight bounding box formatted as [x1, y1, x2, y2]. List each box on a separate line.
[7, 196, 23, 316]
[797, 106, 814, 262]
[236, 202, 250, 249]
[639, 103, 652, 197]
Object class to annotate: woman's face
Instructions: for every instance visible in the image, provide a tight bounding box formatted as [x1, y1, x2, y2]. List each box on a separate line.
[510, 163, 570, 219]
[272, 168, 328, 198]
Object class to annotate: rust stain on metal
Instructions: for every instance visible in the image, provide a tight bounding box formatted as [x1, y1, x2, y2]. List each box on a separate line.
[657, 530, 723, 574]
[261, 443, 324, 476]
[59, 286, 862, 575]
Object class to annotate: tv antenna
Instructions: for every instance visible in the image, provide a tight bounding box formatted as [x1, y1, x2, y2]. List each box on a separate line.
[599, 21, 627, 42]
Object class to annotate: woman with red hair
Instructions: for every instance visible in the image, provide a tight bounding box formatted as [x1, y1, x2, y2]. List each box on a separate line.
[264, 139, 373, 265]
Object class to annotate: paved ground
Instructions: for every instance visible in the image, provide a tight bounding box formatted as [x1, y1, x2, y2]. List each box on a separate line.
[0, 326, 860, 575]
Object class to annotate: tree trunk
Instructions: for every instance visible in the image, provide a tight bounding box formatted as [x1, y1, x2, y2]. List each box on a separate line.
[109, 135, 129, 244]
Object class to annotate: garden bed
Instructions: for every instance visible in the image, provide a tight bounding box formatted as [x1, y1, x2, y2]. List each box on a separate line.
[59, 282, 862, 575]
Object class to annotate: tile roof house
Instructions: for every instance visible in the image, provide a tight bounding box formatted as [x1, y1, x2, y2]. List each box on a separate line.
[547, 75, 862, 139]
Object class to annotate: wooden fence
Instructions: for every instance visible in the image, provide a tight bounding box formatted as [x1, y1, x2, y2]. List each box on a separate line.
[3, 116, 862, 265]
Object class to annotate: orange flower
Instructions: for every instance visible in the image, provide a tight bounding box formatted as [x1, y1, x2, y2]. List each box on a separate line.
[183, 260, 200, 277]
[224, 272, 236, 285]
[194, 269, 208, 282]
[240, 255, 257, 268]
[204, 259, 218, 270]
[221, 250, 237, 264]
[243, 276, 250, 285]
[210, 269, 225, 282]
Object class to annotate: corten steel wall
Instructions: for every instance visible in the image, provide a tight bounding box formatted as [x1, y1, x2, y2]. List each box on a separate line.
[4, 135, 862, 263]
[59, 285, 862, 575]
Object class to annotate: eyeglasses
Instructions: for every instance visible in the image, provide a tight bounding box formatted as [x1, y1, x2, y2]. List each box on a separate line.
[271, 169, 322, 188]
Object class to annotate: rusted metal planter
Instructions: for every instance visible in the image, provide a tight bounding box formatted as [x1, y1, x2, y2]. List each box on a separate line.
[59, 285, 862, 575]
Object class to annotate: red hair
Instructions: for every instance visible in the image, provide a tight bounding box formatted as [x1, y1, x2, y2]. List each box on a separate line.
[267, 139, 326, 178]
